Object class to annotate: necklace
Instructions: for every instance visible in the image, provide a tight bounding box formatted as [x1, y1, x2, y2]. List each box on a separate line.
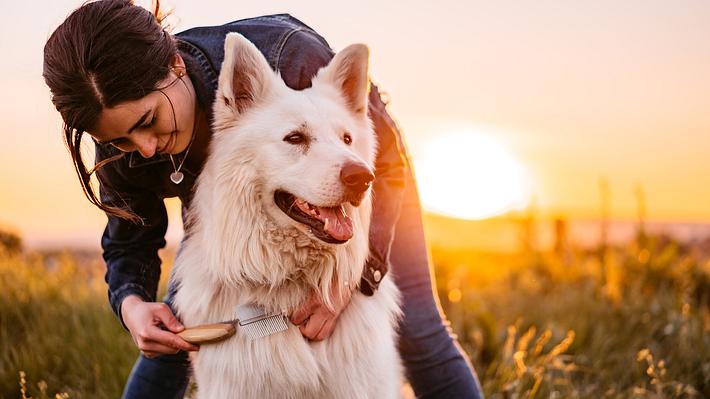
[168, 129, 195, 184]
[159, 74, 198, 185]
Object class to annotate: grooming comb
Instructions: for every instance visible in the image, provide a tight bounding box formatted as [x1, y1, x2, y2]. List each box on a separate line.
[178, 304, 289, 344]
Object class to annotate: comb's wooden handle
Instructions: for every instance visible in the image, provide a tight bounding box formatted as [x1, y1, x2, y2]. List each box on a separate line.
[178, 323, 236, 344]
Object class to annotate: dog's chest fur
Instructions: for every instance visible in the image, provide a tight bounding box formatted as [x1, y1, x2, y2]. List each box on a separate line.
[186, 279, 401, 399]
[173, 226, 401, 398]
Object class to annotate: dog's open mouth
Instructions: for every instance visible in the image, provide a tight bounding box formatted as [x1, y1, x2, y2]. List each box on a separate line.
[274, 190, 353, 244]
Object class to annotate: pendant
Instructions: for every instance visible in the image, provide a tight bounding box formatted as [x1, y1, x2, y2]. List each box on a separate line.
[170, 171, 184, 184]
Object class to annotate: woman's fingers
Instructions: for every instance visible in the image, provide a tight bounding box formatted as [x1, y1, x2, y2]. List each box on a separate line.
[140, 333, 200, 358]
[300, 311, 329, 340]
[133, 324, 198, 353]
[123, 297, 199, 355]
[292, 280, 356, 340]
[149, 326, 200, 352]
[290, 297, 318, 325]
[152, 302, 185, 332]
[150, 303, 199, 351]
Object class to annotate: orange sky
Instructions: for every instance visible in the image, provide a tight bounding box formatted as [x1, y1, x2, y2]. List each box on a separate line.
[1, 0, 709, 248]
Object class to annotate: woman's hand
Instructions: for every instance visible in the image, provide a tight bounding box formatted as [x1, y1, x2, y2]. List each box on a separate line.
[290, 279, 354, 341]
[121, 295, 199, 358]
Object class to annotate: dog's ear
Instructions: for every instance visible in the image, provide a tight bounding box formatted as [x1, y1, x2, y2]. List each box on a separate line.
[217, 33, 276, 115]
[318, 44, 370, 115]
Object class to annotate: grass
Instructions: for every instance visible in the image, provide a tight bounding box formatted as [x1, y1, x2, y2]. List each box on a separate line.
[434, 235, 710, 398]
[1, 233, 709, 398]
[0, 249, 145, 399]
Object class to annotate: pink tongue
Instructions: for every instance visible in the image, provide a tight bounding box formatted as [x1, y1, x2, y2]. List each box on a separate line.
[315, 206, 353, 241]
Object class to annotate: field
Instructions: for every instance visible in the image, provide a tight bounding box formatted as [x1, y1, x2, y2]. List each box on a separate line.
[1, 229, 709, 398]
[432, 233, 710, 398]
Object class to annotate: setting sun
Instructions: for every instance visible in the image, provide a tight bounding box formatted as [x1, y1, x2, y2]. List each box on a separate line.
[414, 130, 529, 220]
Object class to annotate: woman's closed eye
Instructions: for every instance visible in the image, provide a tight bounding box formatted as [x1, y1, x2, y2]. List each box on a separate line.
[101, 113, 158, 147]
[141, 114, 157, 129]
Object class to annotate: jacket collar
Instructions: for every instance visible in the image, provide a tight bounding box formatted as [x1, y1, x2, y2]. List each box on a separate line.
[128, 152, 169, 168]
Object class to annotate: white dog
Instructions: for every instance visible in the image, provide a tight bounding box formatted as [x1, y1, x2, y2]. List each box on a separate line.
[172, 33, 402, 399]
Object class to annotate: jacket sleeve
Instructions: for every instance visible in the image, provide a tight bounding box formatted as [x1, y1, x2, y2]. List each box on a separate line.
[94, 144, 168, 328]
[359, 85, 408, 295]
[278, 30, 408, 295]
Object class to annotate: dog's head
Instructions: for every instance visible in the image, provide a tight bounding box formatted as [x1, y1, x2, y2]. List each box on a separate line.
[209, 33, 376, 245]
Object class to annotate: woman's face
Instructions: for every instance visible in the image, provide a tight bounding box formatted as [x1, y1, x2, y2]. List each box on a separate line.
[90, 61, 196, 158]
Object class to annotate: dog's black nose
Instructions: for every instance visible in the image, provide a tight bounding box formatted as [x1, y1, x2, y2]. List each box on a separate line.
[340, 162, 375, 194]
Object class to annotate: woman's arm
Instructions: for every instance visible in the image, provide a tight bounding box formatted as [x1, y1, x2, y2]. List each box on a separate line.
[360, 83, 408, 295]
[96, 145, 168, 323]
[95, 144, 198, 356]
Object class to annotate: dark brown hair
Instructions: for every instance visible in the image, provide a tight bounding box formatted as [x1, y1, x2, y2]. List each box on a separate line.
[43, 0, 175, 223]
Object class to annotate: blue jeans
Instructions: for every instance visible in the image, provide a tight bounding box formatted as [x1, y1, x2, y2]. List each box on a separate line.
[122, 171, 484, 399]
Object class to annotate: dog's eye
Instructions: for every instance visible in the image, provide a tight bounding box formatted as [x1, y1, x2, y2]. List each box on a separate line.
[283, 132, 306, 145]
[343, 133, 352, 145]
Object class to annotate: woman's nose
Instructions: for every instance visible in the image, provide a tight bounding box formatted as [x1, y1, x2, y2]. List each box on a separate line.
[132, 132, 159, 158]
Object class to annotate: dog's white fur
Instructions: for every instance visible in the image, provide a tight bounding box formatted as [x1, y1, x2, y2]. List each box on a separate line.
[172, 33, 402, 399]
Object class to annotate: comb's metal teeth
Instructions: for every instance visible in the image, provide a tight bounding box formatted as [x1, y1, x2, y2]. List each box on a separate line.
[240, 313, 289, 340]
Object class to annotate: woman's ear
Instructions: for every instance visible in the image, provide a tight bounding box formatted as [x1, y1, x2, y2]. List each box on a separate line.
[170, 53, 187, 77]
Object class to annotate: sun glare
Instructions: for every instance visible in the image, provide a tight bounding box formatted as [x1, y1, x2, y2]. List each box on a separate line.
[414, 130, 529, 220]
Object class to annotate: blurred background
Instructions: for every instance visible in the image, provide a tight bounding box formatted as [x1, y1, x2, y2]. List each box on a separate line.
[1, 0, 709, 398]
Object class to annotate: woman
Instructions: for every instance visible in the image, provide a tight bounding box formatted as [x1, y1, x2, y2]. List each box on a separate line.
[43, 1, 483, 398]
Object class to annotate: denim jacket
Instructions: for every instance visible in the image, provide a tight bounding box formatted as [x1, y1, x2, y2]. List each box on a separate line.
[94, 14, 408, 325]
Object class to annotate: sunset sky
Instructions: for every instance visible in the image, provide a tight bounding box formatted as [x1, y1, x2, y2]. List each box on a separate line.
[1, 0, 709, 248]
